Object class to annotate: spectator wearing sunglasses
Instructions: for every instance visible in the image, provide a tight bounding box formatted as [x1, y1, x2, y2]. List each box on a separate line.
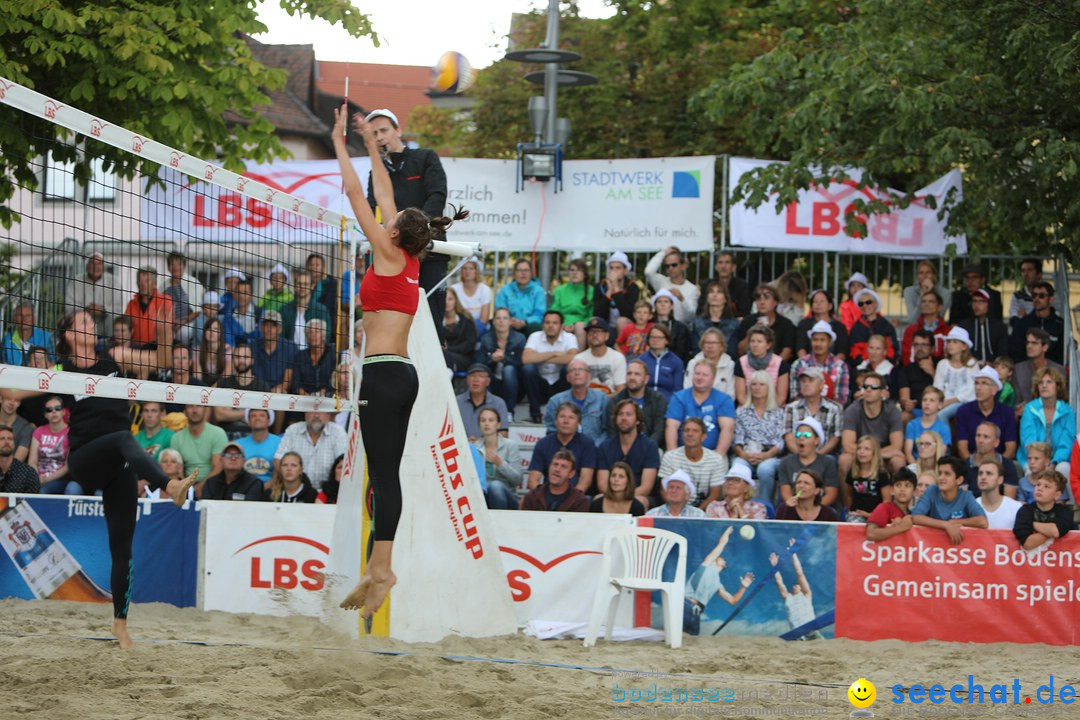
[839, 372, 906, 480]
[1009, 281, 1065, 365]
[644, 246, 700, 324]
[776, 417, 839, 508]
[847, 288, 898, 368]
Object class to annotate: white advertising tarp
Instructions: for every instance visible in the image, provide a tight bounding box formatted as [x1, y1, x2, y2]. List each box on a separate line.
[142, 156, 715, 252]
[728, 156, 967, 256]
[491, 511, 636, 626]
[200, 501, 335, 617]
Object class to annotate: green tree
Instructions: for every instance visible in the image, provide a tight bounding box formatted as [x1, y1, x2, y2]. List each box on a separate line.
[0, 0, 376, 228]
[699, 0, 1080, 258]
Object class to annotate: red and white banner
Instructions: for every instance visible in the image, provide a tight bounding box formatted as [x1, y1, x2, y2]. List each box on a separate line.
[141, 156, 716, 252]
[728, 157, 966, 256]
[835, 526, 1080, 646]
[200, 501, 334, 617]
[492, 511, 636, 626]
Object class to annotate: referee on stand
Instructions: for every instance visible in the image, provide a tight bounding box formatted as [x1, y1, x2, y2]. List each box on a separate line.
[362, 108, 449, 328]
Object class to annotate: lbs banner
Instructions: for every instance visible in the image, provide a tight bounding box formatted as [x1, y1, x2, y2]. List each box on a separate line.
[141, 156, 716, 252]
[728, 156, 967, 256]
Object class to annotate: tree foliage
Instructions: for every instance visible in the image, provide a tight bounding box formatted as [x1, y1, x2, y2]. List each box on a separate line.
[0, 0, 376, 228]
[700, 0, 1080, 258]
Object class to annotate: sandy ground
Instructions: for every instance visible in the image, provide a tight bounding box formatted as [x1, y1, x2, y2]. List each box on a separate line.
[1, 599, 1076, 720]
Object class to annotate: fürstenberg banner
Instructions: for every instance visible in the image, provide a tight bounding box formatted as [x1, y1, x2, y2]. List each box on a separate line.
[728, 157, 967, 256]
[141, 156, 715, 252]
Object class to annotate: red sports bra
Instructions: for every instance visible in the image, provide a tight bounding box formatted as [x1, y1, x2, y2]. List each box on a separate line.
[361, 249, 421, 315]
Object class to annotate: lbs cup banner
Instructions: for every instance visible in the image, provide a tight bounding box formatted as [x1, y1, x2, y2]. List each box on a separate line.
[141, 156, 716, 253]
[728, 156, 967, 256]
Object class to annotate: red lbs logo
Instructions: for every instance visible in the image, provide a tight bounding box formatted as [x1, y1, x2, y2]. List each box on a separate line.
[234, 536, 328, 591]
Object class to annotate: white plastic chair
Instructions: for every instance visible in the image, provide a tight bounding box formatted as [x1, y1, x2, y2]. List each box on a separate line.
[583, 526, 687, 649]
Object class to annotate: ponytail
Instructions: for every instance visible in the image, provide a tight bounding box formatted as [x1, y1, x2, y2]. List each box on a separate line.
[428, 204, 469, 235]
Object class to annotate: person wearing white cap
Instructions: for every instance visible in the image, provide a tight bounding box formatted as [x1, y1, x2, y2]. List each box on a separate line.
[594, 251, 640, 332]
[791, 319, 851, 405]
[450, 256, 492, 333]
[839, 272, 869, 330]
[219, 266, 246, 318]
[933, 326, 980, 423]
[954, 365, 1018, 462]
[644, 246, 700, 324]
[795, 288, 849, 360]
[645, 469, 706, 517]
[360, 105, 450, 327]
[650, 288, 693, 362]
[64, 251, 125, 339]
[705, 461, 768, 519]
[235, 407, 281, 484]
[258, 263, 294, 315]
[777, 416, 840, 508]
[848, 287, 898, 368]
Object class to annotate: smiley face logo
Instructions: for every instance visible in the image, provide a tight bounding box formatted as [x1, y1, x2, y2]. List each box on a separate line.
[848, 678, 876, 712]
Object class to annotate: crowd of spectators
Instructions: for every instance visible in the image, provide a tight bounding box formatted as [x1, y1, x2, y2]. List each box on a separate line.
[0, 249, 1076, 541]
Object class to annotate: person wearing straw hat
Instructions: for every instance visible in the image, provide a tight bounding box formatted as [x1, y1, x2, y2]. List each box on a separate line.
[593, 251, 640, 333]
[847, 287, 898, 368]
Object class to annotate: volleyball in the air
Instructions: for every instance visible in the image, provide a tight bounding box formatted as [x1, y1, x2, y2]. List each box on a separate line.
[739, 525, 755, 541]
[431, 51, 475, 94]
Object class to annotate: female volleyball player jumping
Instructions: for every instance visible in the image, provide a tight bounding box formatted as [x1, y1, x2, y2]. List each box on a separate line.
[4, 309, 198, 648]
[332, 105, 467, 619]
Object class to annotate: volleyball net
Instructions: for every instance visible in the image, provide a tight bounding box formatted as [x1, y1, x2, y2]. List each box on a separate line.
[0, 75, 477, 413]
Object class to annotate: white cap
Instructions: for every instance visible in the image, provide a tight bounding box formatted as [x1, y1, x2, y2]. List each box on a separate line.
[723, 461, 756, 488]
[465, 255, 482, 268]
[854, 288, 882, 310]
[245, 407, 276, 425]
[365, 108, 400, 127]
[807, 320, 837, 342]
[225, 267, 245, 280]
[794, 416, 826, 449]
[89, 251, 105, 262]
[606, 251, 632, 272]
[974, 366, 1002, 392]
[202, 291, 221, 306]
[661, 469, 694, 493]
[943, 326, 973, 349]
[846, 272, 869, 293]
[268, 263, 291, 282]
[651, 288, 678, 308]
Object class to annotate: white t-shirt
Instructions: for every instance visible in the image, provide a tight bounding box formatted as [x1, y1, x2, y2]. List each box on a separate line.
[450, 282, 492, 323]
[574, 347, 627, 392]
[525, 331, 578, 384]
[977, 495, 1023, 530]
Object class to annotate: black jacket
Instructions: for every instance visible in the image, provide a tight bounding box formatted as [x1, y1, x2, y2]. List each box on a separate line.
[367, 147, 448, 263]
[958, 317, 1010, 364]
[201, 471, 265, 501]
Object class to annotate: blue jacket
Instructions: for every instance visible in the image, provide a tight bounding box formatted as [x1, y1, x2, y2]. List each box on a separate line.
[3, 328, 55, 365]
[544, 388, 610, 446]
[1018, 400, 1076, 466]
[495, 280, 546, 325]
[637, 350, 685, 400]
[475, 329, 526, 369]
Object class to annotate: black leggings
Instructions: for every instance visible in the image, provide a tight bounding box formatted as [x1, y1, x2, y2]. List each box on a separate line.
[357, 356, 419, 542]
[67, 431, 172, 619]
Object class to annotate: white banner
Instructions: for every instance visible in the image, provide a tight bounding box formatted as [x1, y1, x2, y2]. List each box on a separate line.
[728, 156, 967, 256]
[492, 511, 636, 626]
[200, 501, 335, 617]
[142, 156, 716, 252]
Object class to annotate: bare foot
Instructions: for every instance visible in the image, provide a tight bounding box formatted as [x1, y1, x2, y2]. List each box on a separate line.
[167, 470, 199, 507]
[113, 617, 135, 650]
[339, 568, 396, 619]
